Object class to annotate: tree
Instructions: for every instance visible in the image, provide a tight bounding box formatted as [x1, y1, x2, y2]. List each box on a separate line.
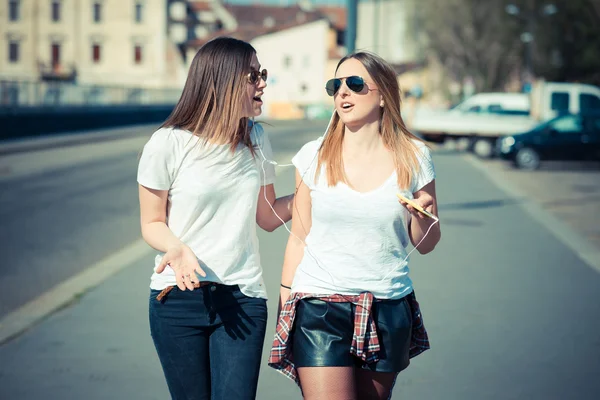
[524, 0, 600, 86]
[414, 0, 522, 92]
[414, 0, 600, 91]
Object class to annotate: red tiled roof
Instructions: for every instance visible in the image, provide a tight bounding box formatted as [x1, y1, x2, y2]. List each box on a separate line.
[224, 4, 323, 28]
[317, 6, 347, 30]
[186, 4, 346, 50]
[187, 18, 328, 49]
[188, 1, 212, 12]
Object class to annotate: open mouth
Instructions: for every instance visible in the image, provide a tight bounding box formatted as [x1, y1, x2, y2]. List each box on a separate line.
[340, 102, 354, 110]
[253, 95, 263, 104]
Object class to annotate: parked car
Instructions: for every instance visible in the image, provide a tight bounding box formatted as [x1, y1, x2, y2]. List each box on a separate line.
[411, 93, 536, 158]
[497, 113, 600, 170]
[411, 82, 600, 158]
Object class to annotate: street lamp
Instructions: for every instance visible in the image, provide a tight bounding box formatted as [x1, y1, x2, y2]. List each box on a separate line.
[505, 3, 557, 91]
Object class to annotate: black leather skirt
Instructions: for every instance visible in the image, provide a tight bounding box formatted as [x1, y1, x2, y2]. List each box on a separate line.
[291, 295, 413, 372]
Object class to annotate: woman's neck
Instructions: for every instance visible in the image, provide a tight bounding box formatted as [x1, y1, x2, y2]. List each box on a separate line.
[342, 120, 382, 155]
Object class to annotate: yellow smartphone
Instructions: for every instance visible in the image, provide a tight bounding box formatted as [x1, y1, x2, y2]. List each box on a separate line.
[396, 193, 437, 220]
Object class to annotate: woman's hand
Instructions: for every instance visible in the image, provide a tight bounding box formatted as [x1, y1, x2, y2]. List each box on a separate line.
[155, 244, 207, 291]
[400, 181, 441, 253]
[398, 192, 435, 220]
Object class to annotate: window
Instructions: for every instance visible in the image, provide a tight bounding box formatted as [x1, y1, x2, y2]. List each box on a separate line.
[488, 104, 504, 113]
[9, 41, 19, 63]
[488, 104, 529, 116]
[551, 92, 569, 113]
[135, 2, 143, 23]
[580, 94, 600, 113]
[93, 2, 102, 23]
[9, 0, 19, 21]
[51, 0, 61, 22]
[303, 55, 310, 68]
[582, 116, 600, 133]
[134, 45, 142, 64]
[51, 43, 61, 68]
[92, 44, 101, 63]
[550, 115, 581, 133]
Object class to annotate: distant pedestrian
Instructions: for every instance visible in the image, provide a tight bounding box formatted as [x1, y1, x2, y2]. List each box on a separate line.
[137, 37, 293, 399]
[269, 51, 441, 399]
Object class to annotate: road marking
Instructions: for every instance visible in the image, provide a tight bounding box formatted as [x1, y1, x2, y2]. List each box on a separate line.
[0, 124, 156, 156]
[0, 239, 153, 345]
[0, 152, 296, 345]
[462, 153, 600, 274]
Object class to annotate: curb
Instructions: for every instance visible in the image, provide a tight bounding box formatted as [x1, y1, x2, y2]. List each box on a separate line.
[0, 151, 295, 346]
[0, 124, 159, 156]
[0, 239, 153, 346]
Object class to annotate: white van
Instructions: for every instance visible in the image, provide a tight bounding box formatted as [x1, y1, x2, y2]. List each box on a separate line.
[530, 81, 600, 121]
[411, 82, 600, 157]
[451, 92, 530, 116]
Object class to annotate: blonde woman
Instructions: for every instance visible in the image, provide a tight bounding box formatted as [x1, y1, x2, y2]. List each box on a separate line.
[269, 52, 441, 399]
[137, 37, 293, 399]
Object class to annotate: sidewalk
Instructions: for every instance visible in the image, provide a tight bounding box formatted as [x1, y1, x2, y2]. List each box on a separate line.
[0, 254, 168, 399]
[0, 124, 159, 156]
[0, 164, 303, 400]
[462, 152, 600, 273]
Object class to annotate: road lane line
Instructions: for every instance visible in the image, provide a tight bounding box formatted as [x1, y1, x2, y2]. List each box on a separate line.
[0, 151, 296, 345]
[462, 153, 600, 274]
[0, 239, 153, 345]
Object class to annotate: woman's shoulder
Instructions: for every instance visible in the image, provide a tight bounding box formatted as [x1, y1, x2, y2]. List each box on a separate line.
[292, 136, 324, 173]
[146, 126, 195, 151]
[299, 136, 324, 155]
[249, 121, 265, 141]
[410, 138, 430, 151]
[148, 126, 191, 143]
[410, 138, 433, 160]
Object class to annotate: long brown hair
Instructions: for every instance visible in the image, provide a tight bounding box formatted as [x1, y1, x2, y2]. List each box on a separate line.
[162, 37, 256, 154]
[317, 52, 427, 190]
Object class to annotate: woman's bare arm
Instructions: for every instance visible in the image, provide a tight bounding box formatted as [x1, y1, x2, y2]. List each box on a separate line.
[256, 184, 294, 232]
[278, 170, 312, 312]
[406, 180, 441, 254]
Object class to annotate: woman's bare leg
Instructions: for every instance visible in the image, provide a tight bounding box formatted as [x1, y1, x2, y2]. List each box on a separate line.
[297, 366, 357, 400]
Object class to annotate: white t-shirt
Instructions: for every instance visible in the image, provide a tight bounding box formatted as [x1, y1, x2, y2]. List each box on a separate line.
[137, 123, 276, 299]
[291, 137, 435, 299]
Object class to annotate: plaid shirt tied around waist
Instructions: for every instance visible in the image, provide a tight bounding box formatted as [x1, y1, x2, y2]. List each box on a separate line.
[268, 290, 430, 385]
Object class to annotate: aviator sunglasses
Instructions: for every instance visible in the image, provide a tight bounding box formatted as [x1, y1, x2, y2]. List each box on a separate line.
[325, 75, 369, 96]
[247, 69, 268, 85]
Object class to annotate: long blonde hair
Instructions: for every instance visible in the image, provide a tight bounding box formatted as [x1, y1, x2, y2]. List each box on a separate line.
[317, 52, 427, 190]
[161, 37, 256, 155]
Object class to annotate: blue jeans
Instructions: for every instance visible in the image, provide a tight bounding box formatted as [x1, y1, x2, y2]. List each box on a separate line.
[149, 283, 268, 400]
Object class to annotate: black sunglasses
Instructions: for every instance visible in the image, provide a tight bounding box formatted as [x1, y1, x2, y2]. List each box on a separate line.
[325, 76, 366, 96]
[247, 69, 268, 85]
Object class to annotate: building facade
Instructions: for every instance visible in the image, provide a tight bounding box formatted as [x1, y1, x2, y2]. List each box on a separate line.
[356, 0, 422, 65]
[251, 19, 331, 119]
[183, 1, 345, 118]
[0, 0, 182, 89]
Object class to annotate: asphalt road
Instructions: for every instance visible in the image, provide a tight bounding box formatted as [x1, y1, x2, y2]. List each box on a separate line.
[0, 121, 598, 399]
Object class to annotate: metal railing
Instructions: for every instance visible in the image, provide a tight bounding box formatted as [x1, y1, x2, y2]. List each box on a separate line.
[0, 80, 182, 107]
